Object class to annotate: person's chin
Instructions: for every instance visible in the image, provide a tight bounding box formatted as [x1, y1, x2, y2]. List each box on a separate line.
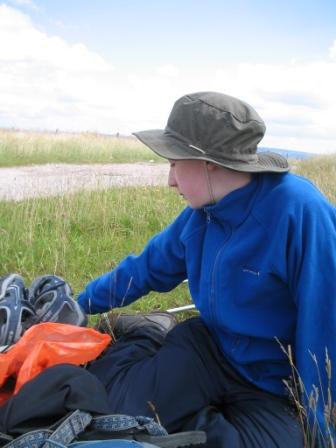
[181, 195, 204, 209]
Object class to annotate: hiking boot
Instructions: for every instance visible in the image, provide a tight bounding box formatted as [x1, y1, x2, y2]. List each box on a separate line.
[95, 311, 177, 340]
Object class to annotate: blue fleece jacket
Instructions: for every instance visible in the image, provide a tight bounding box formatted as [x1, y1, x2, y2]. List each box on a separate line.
[78, 172, 336, 438]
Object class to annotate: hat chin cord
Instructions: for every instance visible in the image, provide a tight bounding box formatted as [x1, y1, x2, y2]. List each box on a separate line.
[203, 162, 216, 205]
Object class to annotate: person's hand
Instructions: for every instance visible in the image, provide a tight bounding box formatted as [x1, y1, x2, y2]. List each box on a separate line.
[77, 273, 112, 314]
[77, 287, 93, 313]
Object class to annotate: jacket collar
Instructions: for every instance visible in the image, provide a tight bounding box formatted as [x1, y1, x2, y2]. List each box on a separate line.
[203, 174, 261, 228]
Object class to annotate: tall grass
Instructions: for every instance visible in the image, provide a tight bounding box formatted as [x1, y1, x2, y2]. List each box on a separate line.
[277, 339, 336, 448]
[0, 129, 162, 166]
[0, 186, 190, 312]
[294, 155, 336, 204]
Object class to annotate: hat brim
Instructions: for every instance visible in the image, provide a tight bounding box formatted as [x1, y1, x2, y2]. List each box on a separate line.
[134, 129, 290, 174]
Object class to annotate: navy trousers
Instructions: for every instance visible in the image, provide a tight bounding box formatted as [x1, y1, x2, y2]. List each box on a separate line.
[88, 317, 304, 448]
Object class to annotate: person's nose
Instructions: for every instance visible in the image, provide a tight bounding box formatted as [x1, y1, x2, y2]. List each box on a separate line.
[168, 166, 177, 187]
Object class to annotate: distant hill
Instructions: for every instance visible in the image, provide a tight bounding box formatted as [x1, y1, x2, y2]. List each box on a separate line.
[258, 147, 315, 160]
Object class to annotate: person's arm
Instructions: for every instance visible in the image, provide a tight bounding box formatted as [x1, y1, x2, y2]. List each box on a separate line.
[288, 197, 336, 440]
[77, 209, 191, 314]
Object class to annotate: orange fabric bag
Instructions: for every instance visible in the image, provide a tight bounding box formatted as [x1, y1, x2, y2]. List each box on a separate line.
[0, 322, 111, 405]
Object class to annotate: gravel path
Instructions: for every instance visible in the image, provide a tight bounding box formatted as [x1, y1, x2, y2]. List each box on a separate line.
[0, 163, 170, 201]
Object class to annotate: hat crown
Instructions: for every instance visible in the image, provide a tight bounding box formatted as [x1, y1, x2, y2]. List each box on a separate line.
[166, 92, 266, 158]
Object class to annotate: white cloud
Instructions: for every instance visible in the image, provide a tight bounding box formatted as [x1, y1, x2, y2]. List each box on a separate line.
[212, 61, 336, 152]
[0, 5, 117, 132]
[0, 4, 336, 153]
[0, 6, 110, 71]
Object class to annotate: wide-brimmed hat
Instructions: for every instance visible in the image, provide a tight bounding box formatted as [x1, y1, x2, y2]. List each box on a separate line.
[133, 92, 289, 173]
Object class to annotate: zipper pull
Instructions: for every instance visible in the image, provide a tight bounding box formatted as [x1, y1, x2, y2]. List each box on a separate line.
[204, 210, 211, 223]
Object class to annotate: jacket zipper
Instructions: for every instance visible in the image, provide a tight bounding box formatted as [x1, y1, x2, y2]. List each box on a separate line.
[209, 224, 232, 326]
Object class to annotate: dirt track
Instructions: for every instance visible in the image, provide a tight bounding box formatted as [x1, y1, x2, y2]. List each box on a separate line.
[0, 163, 170, 201]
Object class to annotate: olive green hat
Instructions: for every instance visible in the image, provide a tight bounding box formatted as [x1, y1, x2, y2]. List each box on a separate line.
[133, 91, 289, 173]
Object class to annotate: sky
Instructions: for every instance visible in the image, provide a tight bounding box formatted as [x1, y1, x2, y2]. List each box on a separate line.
[0, 0, 336, 153]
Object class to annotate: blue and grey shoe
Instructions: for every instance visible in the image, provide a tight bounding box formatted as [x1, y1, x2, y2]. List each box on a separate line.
[28, 275, 87, 327]
[0, 273, 36, 348]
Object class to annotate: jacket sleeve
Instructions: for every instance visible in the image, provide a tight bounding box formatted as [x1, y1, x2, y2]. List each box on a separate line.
[287, 196, 336, 440]
[77, 209, 190, 314]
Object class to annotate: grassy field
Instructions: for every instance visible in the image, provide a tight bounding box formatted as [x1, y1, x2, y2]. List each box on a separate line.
[0, 129, 162, 166]
[0, 186, 191, 314]
[293, 154, 336, 204]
